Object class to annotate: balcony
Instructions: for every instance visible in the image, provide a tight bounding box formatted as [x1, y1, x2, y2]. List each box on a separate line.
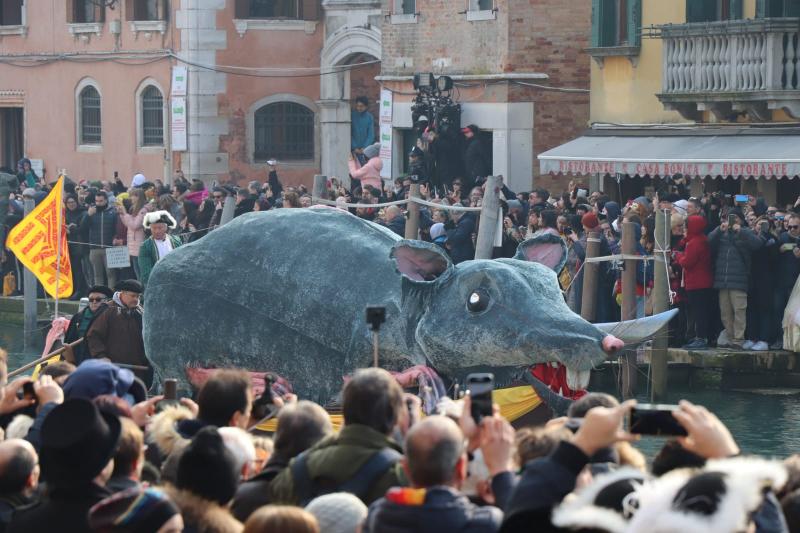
[657, 18, 800, 121]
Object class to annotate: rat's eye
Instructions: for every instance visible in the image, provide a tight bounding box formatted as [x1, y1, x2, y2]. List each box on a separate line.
[467, 289, 490, 313]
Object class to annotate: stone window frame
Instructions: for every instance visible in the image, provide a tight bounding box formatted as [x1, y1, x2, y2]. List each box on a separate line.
[390, 0, 418, 24]
[135, 78, 167, 152]
[75, 77, 102, 152]
[466, 0, 496, 21]
[0, 0, 27, 36]
[246, 93, 320, 168]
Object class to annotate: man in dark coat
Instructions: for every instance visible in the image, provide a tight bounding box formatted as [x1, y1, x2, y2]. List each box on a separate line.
[85, 280, 152, 386]
[80, 191, 118, 288]
[232, 400, 333, 522]
[363, 416, 502, 533]
[0, 439, 39, 533]
[446, 209, 476, 265]
[772, 213, 800, 349]
[462, 125, 491, 189]
[64, 285, 113, 364]
[8, 399, 121, 533]
[708, 210, 762, 348]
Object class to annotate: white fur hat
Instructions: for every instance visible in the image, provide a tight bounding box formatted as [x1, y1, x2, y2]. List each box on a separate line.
[625, 457, 787, 533]
[143, 210, 177, 229]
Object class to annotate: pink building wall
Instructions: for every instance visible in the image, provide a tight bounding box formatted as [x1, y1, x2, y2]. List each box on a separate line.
[0, 1, 175, 184]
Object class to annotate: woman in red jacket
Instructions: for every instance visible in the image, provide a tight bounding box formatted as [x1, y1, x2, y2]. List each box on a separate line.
[674, 215, 714, 349]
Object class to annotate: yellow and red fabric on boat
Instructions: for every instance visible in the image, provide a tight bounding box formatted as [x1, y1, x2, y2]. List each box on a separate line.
[254, 385, 541, 432]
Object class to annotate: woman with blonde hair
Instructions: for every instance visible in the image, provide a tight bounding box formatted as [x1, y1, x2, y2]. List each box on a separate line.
[117, 187, 153, 279]
[244, 506, 319, 533]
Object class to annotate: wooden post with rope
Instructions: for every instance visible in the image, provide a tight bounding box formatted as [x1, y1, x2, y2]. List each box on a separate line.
[405, 183, 421, 240]
[580, 231, 600, 322]
[22, 196, 36, 350]
[651, 208, 671, 401]
[312, 175, 328, 205]
[620, 221, 638, 398]
[474, 176, 500, 260]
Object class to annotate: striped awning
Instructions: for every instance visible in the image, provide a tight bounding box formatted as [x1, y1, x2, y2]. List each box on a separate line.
[538, 132, 800, 179]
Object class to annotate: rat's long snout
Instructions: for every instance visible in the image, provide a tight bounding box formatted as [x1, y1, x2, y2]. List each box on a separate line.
[602, 334, 624, 356]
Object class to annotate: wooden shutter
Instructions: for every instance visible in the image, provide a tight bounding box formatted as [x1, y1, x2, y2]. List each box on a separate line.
[756, 0, 767, 17]
[234, 0, 250, 18]
[728, 0, 742, 18]
[125, 0, 134, 20]
[160, 0, 169, 21]
[301, 0, 320, 20]
[591, 0, 602, 47]
[626, 0, 641, 47]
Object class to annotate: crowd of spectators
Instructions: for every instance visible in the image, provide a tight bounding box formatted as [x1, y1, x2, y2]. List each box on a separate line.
[0, 353, 798, 532]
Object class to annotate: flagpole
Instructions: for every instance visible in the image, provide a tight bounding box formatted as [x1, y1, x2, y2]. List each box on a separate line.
[54, 177, 63, 319]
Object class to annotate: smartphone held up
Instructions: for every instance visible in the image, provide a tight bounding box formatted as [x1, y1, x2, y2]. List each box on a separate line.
[466, 373, 494, 423]
[627, 403, 687, 437]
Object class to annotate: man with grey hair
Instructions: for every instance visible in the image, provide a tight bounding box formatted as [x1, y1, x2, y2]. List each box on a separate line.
[363, 416, 502, 532]
[0, 439, 39, 529]
[231, 400, 333, 521]
[383, 205, 406, 237]
[219, 427, 257, 481]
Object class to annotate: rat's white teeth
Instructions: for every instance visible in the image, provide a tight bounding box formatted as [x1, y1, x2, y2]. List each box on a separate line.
[566, 367, 591, 390]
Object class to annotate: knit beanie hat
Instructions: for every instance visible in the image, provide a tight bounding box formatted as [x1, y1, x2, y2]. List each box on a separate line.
[306, 492, 367, 533]
[581, 212, 600, 229]
[430, 222, 446, 240]
[89, 487, 180, 533]
[363, 142, 381, 159]
[176, 427, 239, 505]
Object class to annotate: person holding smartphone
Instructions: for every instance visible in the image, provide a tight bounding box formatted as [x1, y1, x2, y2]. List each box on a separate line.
[707, 209, 763, 349]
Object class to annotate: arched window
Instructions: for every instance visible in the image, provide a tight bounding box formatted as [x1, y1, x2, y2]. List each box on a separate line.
[79, 86, 101, 145]
[254, 102, 314, 161]
[141, 85, 164, 146]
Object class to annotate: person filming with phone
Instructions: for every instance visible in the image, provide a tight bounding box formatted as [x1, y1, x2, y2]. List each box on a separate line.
[708, 208, 762, 349]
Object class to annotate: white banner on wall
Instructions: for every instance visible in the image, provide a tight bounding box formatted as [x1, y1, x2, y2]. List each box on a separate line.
[171, 66, 188, 97]
[379, 89, 393, 179]
[171, 97, 187, 152]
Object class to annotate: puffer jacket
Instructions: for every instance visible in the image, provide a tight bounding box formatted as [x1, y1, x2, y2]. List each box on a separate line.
[363, 486, 502, 533]
[80, 204, 117, 248]
[675, 215, 713, 290]
[348, 157, 383, 190]
[708, 225, 762, 291]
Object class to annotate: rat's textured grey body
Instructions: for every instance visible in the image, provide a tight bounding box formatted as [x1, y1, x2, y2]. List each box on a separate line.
[143, 208, 647, 403]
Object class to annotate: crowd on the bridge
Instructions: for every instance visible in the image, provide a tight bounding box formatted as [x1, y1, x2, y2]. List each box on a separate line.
[0, 355, 798, 533]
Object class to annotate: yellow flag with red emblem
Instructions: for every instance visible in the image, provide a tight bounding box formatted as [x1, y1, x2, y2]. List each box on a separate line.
[6, 177, 73, 298]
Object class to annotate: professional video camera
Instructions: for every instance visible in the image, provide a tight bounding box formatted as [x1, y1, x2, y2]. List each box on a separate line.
[410, 73, 463, 187]
[411, 73, 461, 136]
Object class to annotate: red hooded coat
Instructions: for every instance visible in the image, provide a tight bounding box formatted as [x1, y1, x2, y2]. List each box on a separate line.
[675, 215, 713, 290]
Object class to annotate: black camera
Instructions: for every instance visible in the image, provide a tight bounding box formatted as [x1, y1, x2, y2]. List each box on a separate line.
[366, 306, 386, 332]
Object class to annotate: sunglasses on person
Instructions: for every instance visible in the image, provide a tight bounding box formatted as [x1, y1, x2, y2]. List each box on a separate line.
[88, 297, 106, 303]
[789, 225, 800, 230]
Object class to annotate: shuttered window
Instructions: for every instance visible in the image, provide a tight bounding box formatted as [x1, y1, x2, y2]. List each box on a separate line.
[254, 102, 314, 161]
[80, 86, 101, 145]
[141, 86, 164, 146]
[0, 0, 23, 25]
[591, 0, 641, 48]
[71, 0, 105, 23]
[128, 0, 166, 21]
[759, 0, 800, 16]
[686, 0, 743, 22]
[249, 0, 299, 18]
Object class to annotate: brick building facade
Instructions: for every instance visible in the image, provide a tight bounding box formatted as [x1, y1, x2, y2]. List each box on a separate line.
[379, 0, 590, 193]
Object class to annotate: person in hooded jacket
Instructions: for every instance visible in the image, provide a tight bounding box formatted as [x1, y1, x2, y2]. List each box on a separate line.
[674, 215, 714, 349]
[744, 216, 778, 351]
[363, 416, 502, 533]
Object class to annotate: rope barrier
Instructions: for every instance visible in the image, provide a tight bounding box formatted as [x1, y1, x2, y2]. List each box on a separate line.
[311, 196, 483, 213]
[584, 254, 654, 263]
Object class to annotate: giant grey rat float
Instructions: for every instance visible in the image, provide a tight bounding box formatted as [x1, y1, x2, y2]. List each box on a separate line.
[142, 208, 674, 405]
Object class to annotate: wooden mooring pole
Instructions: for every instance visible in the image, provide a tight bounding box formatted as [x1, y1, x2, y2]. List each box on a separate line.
[620, 221, 638, 398]
[651, 209, 671, 401]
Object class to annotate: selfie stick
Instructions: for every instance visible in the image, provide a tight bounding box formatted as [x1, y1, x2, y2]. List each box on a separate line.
[366, 306, 386, 367]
